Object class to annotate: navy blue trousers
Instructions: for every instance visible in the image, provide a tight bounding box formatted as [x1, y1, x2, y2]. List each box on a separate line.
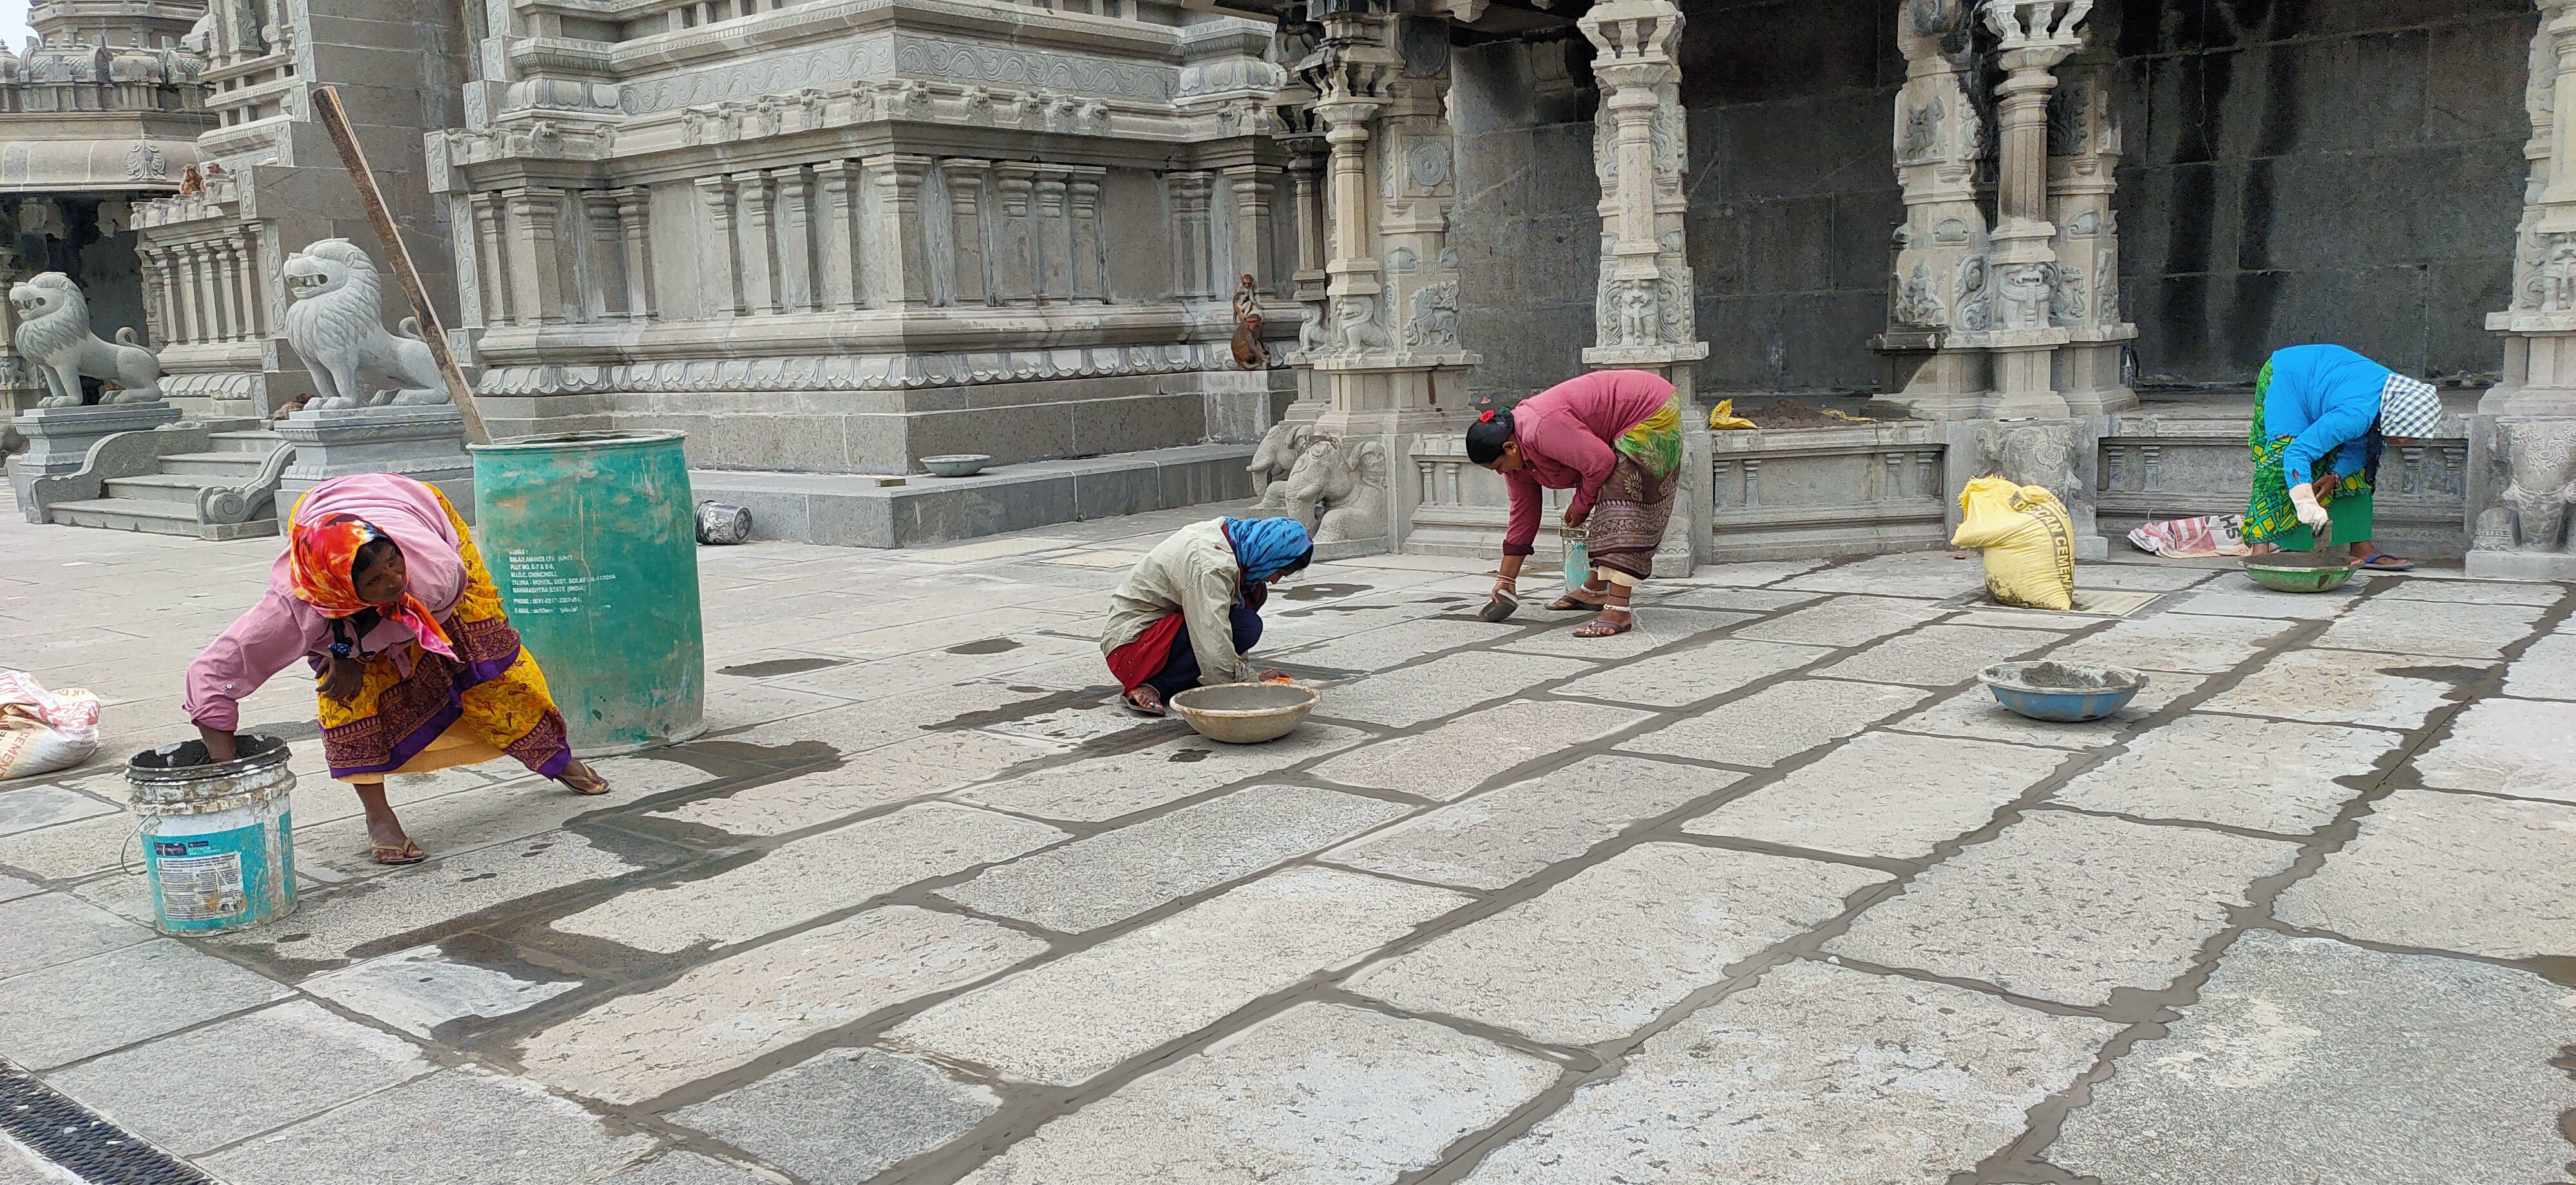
[1143, 603, 1264, 700]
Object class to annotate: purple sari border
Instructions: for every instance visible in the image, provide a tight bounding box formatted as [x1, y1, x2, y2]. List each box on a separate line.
[326, 699, 462, 779]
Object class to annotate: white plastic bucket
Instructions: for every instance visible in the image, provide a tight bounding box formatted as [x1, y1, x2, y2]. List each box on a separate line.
[126, 734, 296, 935]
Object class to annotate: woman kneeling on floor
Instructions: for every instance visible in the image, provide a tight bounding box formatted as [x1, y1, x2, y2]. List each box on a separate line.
[1469, 368, 1685, 636]
[1102, 517, 1312, 716]
[184, 473, 609, 866]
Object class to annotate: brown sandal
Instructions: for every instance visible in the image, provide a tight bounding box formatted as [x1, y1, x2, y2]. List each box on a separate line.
[1572, 616, 1634, 638]
[1546, 591, 1607, 612]
[559, 762, 612, 796]
[370, 839, 426, 866]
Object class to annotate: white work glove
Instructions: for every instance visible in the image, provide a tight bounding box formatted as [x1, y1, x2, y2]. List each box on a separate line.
[2288, 482, 2329, 529]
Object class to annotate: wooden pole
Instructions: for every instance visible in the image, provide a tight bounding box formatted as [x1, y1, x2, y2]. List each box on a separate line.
[309, 86, 493, 444]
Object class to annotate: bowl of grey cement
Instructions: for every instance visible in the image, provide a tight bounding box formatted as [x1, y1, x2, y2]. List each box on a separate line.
[921, 454, 992, 477]
[1978, 661, 2148, 723]
[1169, 681, 1318, 744]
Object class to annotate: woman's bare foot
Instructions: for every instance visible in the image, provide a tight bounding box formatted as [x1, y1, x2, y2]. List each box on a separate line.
[559, 759, 611, 795]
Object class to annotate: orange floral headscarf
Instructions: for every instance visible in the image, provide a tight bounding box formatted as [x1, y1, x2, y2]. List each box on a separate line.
[288, 512, 457, 660]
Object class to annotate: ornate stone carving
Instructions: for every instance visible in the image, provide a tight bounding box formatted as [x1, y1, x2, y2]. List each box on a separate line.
[1247, 419, 1312, 509]
[1332, 294, 1392, 354]
[1899, 99, 1943, 163]
[281, 240, 448, 409]
[2048, 261, 2087, 324]
[1282, 435, 1389, 542]
[2498, 421, 2576, 551]
[1955, 255, 1993, 331]
[1996, 260, 2052, 330]
[620, 36, 1175, 115]
[1891, 262, 1946, 328]
[1403, 278, 1459, 348]
[9, 273, 164, 406]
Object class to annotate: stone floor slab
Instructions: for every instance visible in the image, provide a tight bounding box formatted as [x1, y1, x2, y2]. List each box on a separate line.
[1499, 609, 1759, 661]
[670, 1048, 998, 1185]
[1680, 558, 1826, 587]
[1618, 679, 1929, 768]
[1318, 652, 1591, 728]
[890, 867, 1467, 1085]
[0, 786, 116, 839]
[556, 803, 1065, 953]
[1814, 623, 2060, 688]
[1326, 755, 1735, 889]
[952, 723, 1367, 823]
[1732, 595, 1948, 649]
[2074, 562, 2224, 592]
[1776, 551, 1989, 598]
[0, 940, 287, 1069]
[2193, 647, 2474, 731]
[2271, 789, 2576, 960]
[0, 811, 137, 882]
[2051, 930, 2576, 1185]
[2411, 696, 2576, 804]
[196, 1066, 653, 1185]
[520, 905, 1045, 1106]
[1648, 585, 1822, 613]
[299, 943, 582, 1038]
[2502, 629, 2576, 699]
[1553, 638, 1831, 708]
[2045, 611, 2298, 674]
[294, 775, 631, 882]
[956, 1002, 1557, 1185]
[1826, 811, 2300, 1006]
[0, 1139, 68, 1185]
[2313, 597, 2546, 661]
[47, 1000, 430, 1155]
[2376, 575, 2566, 605]
[0, 893, 147, 978]
[648, 730, 1054, 837]
[1887, 670, 2208, 750]
[1683, 732, 2069, 860]
[597, 1151, 777, 1185]
[938, 785, 1406, 933]
[1346, 843, 1885, 1046]
[1461, 959, 2119, 1184]
[1307, 699, 1652, 801]
[2166, 581, 2367, 620]
[1269, 617, 1525, 672]
[2052, 714, 2396, 834]
[223, 833, 640, 965]
[0, 873, 37, 902]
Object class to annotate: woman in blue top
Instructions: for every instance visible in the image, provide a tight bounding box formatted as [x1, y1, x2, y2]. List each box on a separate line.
[2242, 345, 2443, 571]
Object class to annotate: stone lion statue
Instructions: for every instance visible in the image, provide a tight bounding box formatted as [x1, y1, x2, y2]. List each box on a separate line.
[9, 272, 164, 407]
[282, 238, 447, 410]
[1282, 435, 1389, 544]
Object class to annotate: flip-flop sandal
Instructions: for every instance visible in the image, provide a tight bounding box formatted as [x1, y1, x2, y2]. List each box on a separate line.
[1478, 593, 1519, 623]
[1572, 616, 1634, 638]
[1122, 690, 1168, 717]
[1546, 593, 1607, 612]
[560, 768, 612, 796]
[2360, 555, 2416, 571]
[370, 839, 426, 866]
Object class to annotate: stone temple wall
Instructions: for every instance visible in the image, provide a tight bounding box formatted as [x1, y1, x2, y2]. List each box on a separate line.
[1450, 35, 1602, 404]
[2109, 0, 2535, 389]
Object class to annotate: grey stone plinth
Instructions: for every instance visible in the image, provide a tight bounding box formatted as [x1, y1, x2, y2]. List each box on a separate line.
[5, 402, 184, 507]
[2464, 549, 2576, 580]
[275, 405, 475, 522]
[689, 443, 1258, 548]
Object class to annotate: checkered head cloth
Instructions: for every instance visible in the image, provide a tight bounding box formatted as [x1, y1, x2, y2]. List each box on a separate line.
[2377, 374, 2441, 440]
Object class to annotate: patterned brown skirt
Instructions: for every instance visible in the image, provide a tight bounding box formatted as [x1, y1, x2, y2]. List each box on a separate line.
[1587, 453, 1682, 581]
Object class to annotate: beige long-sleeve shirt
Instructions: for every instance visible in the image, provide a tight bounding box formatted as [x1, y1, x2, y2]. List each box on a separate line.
[1099, 518, 1255, 687]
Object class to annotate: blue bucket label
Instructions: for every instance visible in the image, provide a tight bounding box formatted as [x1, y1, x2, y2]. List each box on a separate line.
[148, 811, 287, 932]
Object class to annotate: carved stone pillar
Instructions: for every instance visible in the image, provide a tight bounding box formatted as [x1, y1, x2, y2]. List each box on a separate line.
[579, 190, 626, 321]
[231, 234, 263, 340]
[1221, 164, 1278, 294]
[940, 159, 991, 307]
[469, 191, 512, 325]
[1977, 0, 2086, 419]
[2047, 53, 2137, 417]
[505, 186, 569, 325]
[694, 176, 743, 319]
[1578, 0, 1709, 401]
[190, 243, 225, 343]
[1875, 0, 1993, 418]
[1035, 165, 1074, 301]
[137, 247, 167, 347]
[864, 153, 934, 307]
[811, 162, 863, 311]
[1068, 166, 1107, 302]
[994, 164, 1039, 305]
[737, 173, 780, 316]
[2472, 0, 2576, 578]
[612, 186, 657, 320]
[1168, 170, 1217, 299]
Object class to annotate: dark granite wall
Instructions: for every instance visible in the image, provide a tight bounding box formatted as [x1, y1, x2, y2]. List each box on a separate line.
[1451, 0, 2535, 397]
[2113, 0, 2533, 387]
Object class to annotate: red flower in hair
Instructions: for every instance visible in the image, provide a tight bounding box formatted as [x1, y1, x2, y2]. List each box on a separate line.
[1479, 410, 1495, 423]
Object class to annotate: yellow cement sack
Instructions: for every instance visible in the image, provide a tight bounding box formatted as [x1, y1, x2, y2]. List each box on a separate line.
[1951, 476, 2076, 611]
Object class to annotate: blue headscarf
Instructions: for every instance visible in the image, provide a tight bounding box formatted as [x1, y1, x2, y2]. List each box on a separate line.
[1224, 517, 1311, 583]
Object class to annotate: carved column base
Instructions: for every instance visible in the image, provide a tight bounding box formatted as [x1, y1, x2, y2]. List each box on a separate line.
[6, 402, 185, 511]
[276, 405, 477, 522]
[2466, 331, 2576, 577]
[2054, 334, 2138, 417]
[1309, 353, 1479, 439]
[1871, 337, 1995, 421]
[1989, 336, 2072, 419]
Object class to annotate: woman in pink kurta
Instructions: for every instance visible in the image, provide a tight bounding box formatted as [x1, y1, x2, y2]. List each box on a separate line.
[186, 473, 607, 866]
[1466, 369, 1685, 638]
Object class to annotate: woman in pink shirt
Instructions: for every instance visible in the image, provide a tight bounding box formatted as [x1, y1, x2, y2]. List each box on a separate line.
[186, 473, 608, 866]
[1466, 369, 1685, 637]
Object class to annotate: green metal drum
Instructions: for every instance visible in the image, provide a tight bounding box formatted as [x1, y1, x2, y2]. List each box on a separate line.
[470, 431, 706, 755]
